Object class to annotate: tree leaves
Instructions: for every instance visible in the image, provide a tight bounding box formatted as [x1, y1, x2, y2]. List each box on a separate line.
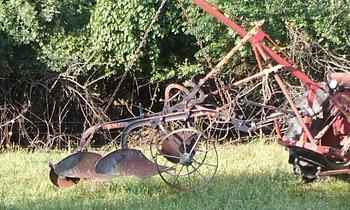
[0, 0, 348, 80]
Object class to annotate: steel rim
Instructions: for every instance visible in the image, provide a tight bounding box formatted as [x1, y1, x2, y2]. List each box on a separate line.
[150, 127, 218, 190]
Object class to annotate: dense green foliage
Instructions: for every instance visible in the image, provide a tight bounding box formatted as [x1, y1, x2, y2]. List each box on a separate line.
[0, 0, 349, 81]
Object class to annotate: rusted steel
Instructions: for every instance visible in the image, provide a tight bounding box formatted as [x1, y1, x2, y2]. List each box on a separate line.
[50, 0, 350, 189]
[50, 152, 107, 180]
[49, 168, 80, 188]
[193, 0, 321, 91]
[160, 130, 197, 163]
[196, 0, 350, 178]
[120, 108, 218, 149]
[50, 149, 169, 182]
[182, 23, 260, 104]
[163, 84, 190, 111]
[95, 149, 168, 178]
[232, 65, 283, 86]
[49, 152, 105, 188]
[274, 74, 316, 146]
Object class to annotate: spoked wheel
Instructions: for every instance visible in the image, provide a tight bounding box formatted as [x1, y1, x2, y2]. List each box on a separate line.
[150, 128, 218, 190]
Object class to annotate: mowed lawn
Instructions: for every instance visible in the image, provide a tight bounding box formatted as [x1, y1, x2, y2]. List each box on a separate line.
[1, 143, 350, 210]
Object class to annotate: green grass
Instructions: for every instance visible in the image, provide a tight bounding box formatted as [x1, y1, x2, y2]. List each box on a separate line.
[1, 143, 350, 210]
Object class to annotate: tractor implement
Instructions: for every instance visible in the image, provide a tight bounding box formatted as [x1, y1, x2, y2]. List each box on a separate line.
[49, 0, 350, 189]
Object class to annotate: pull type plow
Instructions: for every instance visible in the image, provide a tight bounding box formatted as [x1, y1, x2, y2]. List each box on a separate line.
[50, 108, 221, 189]
[50, 0, 350, 189]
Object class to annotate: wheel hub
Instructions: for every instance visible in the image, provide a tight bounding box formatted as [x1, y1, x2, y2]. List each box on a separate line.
[179, 152, 193, 166]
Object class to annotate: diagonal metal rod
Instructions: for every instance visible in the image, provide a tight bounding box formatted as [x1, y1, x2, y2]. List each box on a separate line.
[180, 24, 261, 107]
[232, 65, 283, 86]
[273, 74, 316, 146]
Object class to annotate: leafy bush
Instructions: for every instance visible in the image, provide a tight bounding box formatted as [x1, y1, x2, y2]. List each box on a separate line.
[184, 0, 349, 62]
[0, 0, 349, 80]
[0, 0, 349, 147]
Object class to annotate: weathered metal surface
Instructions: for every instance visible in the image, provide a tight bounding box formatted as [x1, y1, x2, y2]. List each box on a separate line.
[95, 149, 168, 178]
[160, 131, 197, 163]
[49, 0, 350, 189]
[51, 152, 103, 179]
[49, 167, 80, 188]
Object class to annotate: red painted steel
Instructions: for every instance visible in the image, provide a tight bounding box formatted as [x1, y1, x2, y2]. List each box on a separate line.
[194, 0, 350, 177]
[193, 0, 321, 145]
[193, 0, 320, 90]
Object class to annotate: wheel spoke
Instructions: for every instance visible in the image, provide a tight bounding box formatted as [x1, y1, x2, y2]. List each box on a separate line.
[190, 164, 206, 180]
[150, 127, 218, 190]
[186, 166, 192, 184]
[193, 158, 217, 169]
[189, 133, 202, 155]
[157, 153, 181, 160]
[181, 133, 187, 153]
[154, 153, 178, 172]
[173, 164, 185, 184]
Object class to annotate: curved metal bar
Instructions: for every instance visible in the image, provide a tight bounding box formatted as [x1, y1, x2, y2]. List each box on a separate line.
[77, 108, 217, 151]
[163, 83, 207, 114]
[120, 108, 217, 149]
[77, 112, 161, 151]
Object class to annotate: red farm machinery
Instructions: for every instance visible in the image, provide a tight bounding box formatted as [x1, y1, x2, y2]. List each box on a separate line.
[49, 0, 350, 190]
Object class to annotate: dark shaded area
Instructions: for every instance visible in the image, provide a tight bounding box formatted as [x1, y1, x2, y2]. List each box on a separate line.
[40, 0, 96, 34]
[0, 32, 47, 79]
[159, 33, 199, 66]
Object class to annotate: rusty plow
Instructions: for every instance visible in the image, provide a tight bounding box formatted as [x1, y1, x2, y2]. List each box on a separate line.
[49, 149, 169, 188]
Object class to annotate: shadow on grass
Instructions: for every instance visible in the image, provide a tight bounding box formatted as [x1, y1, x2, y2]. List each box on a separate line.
[3, 170, 350, 210]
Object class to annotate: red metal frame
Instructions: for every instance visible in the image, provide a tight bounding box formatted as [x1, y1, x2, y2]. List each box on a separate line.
[193, 0, 319, 145]
[49, 1, 350, 188]
[193, 0, 350, 175]
[193, 0, 320, 90]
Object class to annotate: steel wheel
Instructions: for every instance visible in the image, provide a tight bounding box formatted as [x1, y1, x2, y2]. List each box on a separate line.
[150, 128, 218, 190]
